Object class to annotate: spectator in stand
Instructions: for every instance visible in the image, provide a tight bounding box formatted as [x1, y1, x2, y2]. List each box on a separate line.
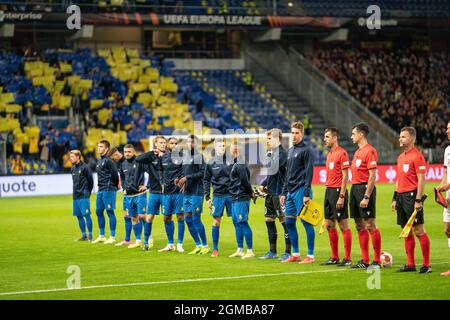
[11, 154, 25, 174]
[308, 48, 450, 148]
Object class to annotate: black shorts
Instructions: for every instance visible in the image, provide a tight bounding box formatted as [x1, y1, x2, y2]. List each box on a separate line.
[395, 190, 424, 227]
[350, 184, 376, 219]
[264, 194, 285, 218]
[324, 187, 349, 221]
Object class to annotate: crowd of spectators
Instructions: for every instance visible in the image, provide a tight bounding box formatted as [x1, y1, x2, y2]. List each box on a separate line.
[308, 47, 450, 148]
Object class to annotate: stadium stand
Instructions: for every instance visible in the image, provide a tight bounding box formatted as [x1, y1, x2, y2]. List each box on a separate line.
[307, 47, 450, 148]
[3, 45, 327, 174]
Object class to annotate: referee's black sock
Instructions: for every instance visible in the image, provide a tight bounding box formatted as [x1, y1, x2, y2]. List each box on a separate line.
[266, 221, 277, 253]
[281, 221, 291, 254]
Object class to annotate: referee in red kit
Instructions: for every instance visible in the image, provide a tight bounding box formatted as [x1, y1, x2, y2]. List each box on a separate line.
[349, 123, 382, 270]
[321, 127, 353, 267]
[391, 127, 431, 274]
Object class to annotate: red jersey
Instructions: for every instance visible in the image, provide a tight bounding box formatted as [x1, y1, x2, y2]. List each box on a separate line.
[326, 146, 350, 188]
[351, 144, 378, 184]
[396, 147, 426, 193]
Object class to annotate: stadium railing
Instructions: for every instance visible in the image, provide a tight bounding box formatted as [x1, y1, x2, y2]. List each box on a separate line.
[243, 43, 397, 163]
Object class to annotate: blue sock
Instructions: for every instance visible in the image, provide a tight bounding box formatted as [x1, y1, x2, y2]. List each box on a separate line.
[144, 221, 152, 245]
[285, 217, 299, 254]
[77, 216, 86, 237]
[177, 218, 185, 245]
[133, 222, 143, 241]
[212, 226, 220, 251]
[85, 215, 93, 236]
[185, 215, 201, 246]
[96, 210, 105, 236]
[193, 214, 207, 246]
[233, 219, 244, 249]
[301, 219, 315, 256]
[106, 210, 116, 237]
[164, 221, 175, 245]
[124, 217, 132, 241]
[239, 221, 253, 250]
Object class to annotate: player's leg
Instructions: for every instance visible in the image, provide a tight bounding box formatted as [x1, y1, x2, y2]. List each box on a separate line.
[444, 207, 450, 248]
[282, 191, 301, 262]
[116, 197, 132, 246]
[351, 217, 370, 268]
[396, 194, 417, 271]
[104, 191, 117, 244]
[183, 195, 202, 254]
[261, 195, 278, 259]
[211, 216, 221, 257]
[176, 213, 185, 253]
[337, 218, 352, 266]
[277, 215, 291, 261]
[413, 224, 431, 273]
[229, 201, 245, 258]
[211, 196, 225, 256]
[128, 196, 144, 249]
[350, 185, 370, 268]
[92, 192, 107, 243]
[321, 188, 339, 265]
[364, 218, 381, 268]
[297, 188, 315, 264]
[159, 210, 175, 252]
[191, 196, 209, 254]
[73, 200, 87, 241]
[143, 193, 160, 250]
[239, 200, 254, 259]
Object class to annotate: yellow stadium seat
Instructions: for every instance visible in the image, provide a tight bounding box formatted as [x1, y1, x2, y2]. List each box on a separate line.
[79, 79, 92, 89]
[6, 104, 22, 113]
[90, 99, 104, 110]
[1, 93, 14, 104]
[98, 109, 112, 126]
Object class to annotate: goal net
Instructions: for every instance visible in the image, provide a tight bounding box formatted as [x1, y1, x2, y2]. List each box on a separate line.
[148, 131, 292, 185]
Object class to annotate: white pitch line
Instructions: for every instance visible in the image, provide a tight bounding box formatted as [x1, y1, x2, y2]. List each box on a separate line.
[0, 268, 352, 297]
[1, 261, 449, 297]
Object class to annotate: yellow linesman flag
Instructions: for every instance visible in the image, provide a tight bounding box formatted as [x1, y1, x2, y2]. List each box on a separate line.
[399, 209, 418, 238]
[299, 200, 324, 226]
[319, 219, 327, 235]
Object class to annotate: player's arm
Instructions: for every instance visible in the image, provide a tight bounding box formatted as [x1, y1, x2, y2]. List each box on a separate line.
[360, 168, 376, 208]
[437, 169, 448, 191]
[85, 165, 94, 195]
[415, 172, 425, 211]
[135, 151, 155, 164]
[108, 158, 120, 188]
[303, 147, 315, 204]
[239, 165, 254, 198]
[391, 177, 399, 212]
[336, 168, 348, 210]
[203, 164, 212, 200]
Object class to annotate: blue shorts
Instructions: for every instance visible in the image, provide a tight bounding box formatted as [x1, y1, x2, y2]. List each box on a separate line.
[183, 195, 204, 215]
[232, 200, 250, 223]
[211, 195, 232, 217]
[96, 191, 117, 212]
[162, 193, 184, 215]
[285, 187, 313, 217]
[73, 198, 91, 217]
[147, 193, 163, 215]
[124, 193, 147, 217]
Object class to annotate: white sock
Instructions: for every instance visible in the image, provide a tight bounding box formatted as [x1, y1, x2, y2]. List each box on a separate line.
[448, 238, 450, 248]
[238, 248, 244, 252]
[307, 255, 314, 258]
[247, 249, 253, 253]
[292, 253, 300, 257]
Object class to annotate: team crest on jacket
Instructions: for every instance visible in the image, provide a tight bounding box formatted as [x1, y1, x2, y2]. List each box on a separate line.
[329, 162, 335, 170]
[355, 159, 362, 167]
[403, 164, 409, 173]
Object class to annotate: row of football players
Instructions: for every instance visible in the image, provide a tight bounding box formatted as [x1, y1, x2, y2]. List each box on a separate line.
[69, 121, 450, 274]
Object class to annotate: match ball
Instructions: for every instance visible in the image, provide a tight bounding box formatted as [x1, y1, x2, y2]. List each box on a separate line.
[380, 251, 393, 267]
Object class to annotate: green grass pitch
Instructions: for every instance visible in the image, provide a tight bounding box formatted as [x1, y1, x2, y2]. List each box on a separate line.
[0, 184, 449, 300]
